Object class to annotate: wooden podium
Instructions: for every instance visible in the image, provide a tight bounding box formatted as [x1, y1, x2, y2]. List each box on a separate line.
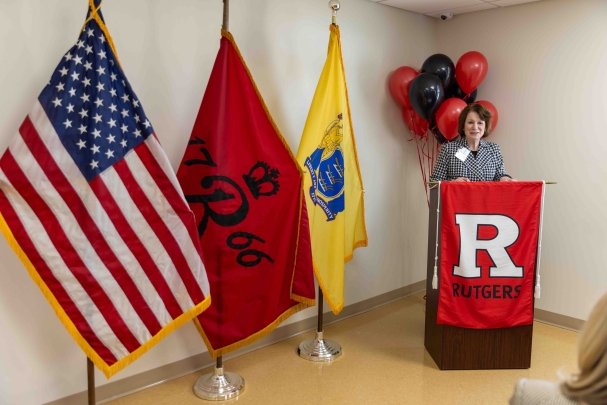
[424, 186, 534, 370]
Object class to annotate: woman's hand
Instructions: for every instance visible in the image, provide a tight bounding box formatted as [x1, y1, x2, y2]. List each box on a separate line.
[499, 176, 516, 182]
[453, 177, 470, 182]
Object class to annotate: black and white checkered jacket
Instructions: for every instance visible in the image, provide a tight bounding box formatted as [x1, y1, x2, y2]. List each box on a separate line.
[429, 137, 511, 182]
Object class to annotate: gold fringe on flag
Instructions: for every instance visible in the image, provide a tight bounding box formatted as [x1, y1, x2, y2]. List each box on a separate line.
[0, 213, 212, 379]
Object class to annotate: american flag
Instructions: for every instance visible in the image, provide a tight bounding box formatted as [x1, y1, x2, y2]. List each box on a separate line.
[0, 6, 210, 377]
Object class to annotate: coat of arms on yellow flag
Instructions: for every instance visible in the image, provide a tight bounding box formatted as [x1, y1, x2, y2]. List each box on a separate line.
[296, 25, 368, 315]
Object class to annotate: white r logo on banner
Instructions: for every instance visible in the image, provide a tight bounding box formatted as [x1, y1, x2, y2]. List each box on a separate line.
[454, 214, 523, 278]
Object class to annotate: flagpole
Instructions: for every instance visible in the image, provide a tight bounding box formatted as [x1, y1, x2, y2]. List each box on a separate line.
[298, 287, 343, 361]
[222, 0, 229, 31]
[193, 3, 244, 398]
[297, 0, 344, 364]
[329, 0, 340, 25]
[193, 355, 245, 401]
[87, 358, 95, 405]
[317, 286, 323, 332]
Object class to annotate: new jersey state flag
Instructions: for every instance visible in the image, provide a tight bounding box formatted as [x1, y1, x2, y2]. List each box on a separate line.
[296, 25, 368, 314]
[0, 1, 210, 378]
[176, 30, 315, 358]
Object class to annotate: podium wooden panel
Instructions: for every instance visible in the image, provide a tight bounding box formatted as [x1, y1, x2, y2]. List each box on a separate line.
[424, 186, 534, 370]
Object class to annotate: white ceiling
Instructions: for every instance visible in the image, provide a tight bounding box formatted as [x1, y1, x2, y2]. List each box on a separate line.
[368, 0, 541, 19]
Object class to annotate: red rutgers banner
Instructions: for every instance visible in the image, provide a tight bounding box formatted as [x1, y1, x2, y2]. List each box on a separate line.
[436, 182, 544, 329]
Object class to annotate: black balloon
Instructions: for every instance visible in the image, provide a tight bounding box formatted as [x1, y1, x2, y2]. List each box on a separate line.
[446, 81, 478, 103]
[421, 54, 455, 88]
[408, 73, 445, 121]
[430, 117, 447, 144]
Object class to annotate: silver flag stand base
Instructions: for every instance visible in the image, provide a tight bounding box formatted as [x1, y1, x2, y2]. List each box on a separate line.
[298, 331, 342, 362]
[193, 365, 245, 401]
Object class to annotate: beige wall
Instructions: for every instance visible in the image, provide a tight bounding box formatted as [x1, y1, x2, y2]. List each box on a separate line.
[436, 0, 607, 320]
[3, 0, 606, 403]
[0, 1, 434, 403]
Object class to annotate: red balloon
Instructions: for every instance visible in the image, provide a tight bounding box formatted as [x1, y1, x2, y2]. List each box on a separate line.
[402, 107, 428, 136]
[455, 51, 488, 94]
[389, 66, 417, 108]
[413, 112, 429, 135]
[436, 98, 467, 140]
[475, 100, 499, 132]
[402, 107, 415, 132]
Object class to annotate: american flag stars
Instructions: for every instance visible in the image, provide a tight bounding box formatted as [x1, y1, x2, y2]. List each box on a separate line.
[38, 21, 153, 181]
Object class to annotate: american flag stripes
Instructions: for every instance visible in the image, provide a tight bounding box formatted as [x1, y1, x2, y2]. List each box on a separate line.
[0, 3, 210, 377]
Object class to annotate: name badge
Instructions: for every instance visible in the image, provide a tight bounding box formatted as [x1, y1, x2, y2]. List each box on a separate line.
[455, 148, 470, 162]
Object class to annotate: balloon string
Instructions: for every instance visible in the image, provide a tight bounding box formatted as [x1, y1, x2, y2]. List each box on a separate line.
[425, 135, 430, 186]
[426, 134, 431, 207]
[415, 135, 429, 207]
[436, 140, 440, 170]
[432, 137, 436, 175]
[430, 135, 434, 180]
[432, 135, 435, 170]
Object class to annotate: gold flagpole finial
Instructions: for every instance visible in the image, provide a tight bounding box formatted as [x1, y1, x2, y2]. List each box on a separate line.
[223, 0, 230, 31]
[329, 0, 340, 25]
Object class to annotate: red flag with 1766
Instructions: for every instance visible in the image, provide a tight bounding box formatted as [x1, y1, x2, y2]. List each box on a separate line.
[437, 182, 544, 329]
[176, 30, 316, 357]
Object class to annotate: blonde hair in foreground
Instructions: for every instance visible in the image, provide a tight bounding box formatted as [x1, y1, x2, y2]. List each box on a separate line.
[561, 292, 607, 404]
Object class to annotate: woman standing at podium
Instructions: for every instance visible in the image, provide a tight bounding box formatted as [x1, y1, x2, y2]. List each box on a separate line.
[429, 103, 515, 182]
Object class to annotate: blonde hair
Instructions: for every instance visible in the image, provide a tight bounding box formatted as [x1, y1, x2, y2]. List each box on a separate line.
[561, 292, 607, 404]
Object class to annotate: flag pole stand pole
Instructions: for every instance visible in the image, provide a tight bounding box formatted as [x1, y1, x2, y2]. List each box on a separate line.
[297, 0, 343, 363]
[193, 356, 245, 401]
[192, 1, 244, 399]
[87, 357, 95, 405]
[297, 286, 342, 361]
